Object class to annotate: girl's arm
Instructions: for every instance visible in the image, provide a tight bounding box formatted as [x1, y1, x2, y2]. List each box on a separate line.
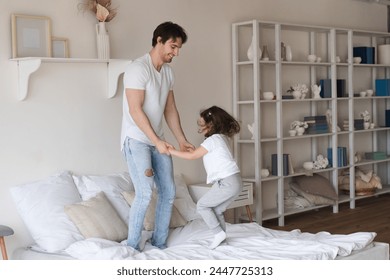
[169, 146, 208, 160]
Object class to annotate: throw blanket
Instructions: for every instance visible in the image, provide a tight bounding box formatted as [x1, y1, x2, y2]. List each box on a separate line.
[65, 219, 376, 260]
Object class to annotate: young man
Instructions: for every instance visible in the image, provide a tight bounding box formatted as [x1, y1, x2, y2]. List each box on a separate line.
[121, 22, 194, 250]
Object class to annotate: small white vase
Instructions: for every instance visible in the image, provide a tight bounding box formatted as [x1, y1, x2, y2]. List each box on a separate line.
[285, 45, 292, 61]
[296, 127, 305, 136]
[96, 22, 110, 59]
[247, 35, 261, 61]
[292, 90, 302, 99]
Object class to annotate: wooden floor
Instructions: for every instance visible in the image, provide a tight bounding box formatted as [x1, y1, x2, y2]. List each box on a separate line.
[262, 193, 390, 245]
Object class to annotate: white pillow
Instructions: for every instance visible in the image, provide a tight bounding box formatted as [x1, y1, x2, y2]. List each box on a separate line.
[173, 174, 200, 221]
[122, 190, 187, 230]
[64, 192, 127, 242]
[72, 172, 133, 225]
[10, 171, 84, 252]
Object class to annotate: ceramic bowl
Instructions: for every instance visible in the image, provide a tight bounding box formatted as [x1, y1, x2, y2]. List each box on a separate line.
[366, 89, 374, 97]
[353, 57, 362, 64]
[263, 91, 275, 100]
[303, 161, 314, 170]
[307, 54, 317, 63]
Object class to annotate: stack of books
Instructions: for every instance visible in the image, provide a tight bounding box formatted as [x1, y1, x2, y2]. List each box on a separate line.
[304, 115, 329, 134]
[271, 154, 294, 176]
[327, 147, 347, 167]
[342, 119, 364, 130]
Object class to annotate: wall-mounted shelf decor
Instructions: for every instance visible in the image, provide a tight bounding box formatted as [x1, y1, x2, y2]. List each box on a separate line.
[10, 57, 131, 101]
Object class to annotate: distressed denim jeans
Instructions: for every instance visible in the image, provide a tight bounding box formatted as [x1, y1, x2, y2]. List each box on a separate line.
[123, 137, 175, 250]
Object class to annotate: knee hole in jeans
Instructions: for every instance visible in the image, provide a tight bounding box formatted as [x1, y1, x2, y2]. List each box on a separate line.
[144, 168, 154, 177]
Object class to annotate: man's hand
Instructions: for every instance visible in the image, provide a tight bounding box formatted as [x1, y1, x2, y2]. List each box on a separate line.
[179, 140, 195, 152]
[156, 139, 174, 155]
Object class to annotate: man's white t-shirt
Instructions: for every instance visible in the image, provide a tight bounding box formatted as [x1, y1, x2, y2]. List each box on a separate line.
[200, 134, 240, 184]
[121, 53, 174, 148]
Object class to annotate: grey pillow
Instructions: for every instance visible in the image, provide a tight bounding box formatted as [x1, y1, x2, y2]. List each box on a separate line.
[292, 174, 338, 201]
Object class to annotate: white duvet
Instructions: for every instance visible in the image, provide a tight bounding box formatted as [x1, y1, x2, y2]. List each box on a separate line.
[65, 219, 376, 260]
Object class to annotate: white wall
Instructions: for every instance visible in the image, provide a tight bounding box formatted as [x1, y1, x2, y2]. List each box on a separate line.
[0, 0, 386, 255]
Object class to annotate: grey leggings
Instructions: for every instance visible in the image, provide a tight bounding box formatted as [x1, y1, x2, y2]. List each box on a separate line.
[197, 173, 243, 232]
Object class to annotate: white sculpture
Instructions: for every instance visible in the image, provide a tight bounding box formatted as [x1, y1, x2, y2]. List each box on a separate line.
[311, 84, 321, 99]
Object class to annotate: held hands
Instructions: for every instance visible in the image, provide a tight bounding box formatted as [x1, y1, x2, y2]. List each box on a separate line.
[180, 140, 195, 152]
[155, 140, 174, 155]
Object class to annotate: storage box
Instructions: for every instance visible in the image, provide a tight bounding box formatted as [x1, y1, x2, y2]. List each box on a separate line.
[353, 47, 375, 64]
[365, 151, 387, 160]
[375, 79, 390, 96]
[320, 79, 346, 98]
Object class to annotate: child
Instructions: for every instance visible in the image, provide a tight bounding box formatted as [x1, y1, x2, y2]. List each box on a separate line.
[169, 106, 243, 249]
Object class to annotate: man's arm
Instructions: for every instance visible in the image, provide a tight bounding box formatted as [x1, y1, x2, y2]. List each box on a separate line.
[126, 88, 173, 154]
[164, 90, 195, 152]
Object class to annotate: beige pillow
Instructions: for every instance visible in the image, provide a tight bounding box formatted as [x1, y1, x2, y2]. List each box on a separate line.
[290, 182, 335, 205]
[122, 191, 187, 230]
[292, 174, 338, 201]
[64, 192, 127, 242]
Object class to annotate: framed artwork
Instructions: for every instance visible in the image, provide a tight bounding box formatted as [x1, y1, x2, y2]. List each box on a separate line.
[52, 37, 69, 58]
[11, 14, 52, 58]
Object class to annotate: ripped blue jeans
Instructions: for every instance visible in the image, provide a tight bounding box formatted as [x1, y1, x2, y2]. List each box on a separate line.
[123, 137, 175, 250]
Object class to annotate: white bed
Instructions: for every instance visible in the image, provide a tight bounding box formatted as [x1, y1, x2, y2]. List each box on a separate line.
[9, 171, 390, 260]
[12, 219, 389, 260]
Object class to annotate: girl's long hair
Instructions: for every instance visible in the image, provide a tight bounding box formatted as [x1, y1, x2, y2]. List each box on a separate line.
[200, 106, 240, 138]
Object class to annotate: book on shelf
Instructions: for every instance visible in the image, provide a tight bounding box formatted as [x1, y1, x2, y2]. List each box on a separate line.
[271, 154, 294, 176]
[304, 115, 329, 134]
[327, 147, 347, 167]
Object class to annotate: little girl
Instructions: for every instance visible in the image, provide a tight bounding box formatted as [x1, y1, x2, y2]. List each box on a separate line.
[169, 106, 243, 249]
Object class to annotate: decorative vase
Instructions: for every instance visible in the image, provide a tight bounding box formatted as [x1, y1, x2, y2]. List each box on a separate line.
[261, 45, 270, 61]
[281, 42, 286, 61]
[292, 90, 302, 99]
[296, 126, 305, 136]
[286, 45, 292, 61]
[364, 122, 370, 130]
[247, 35, 261, 61]
[96, 21, 110, 59]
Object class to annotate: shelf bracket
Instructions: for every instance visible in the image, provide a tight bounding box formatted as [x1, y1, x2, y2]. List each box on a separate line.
[16, 58, 42, 101]
[107, 59, 131, 98]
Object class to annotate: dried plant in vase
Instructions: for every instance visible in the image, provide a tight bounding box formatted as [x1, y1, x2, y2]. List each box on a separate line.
[78, 0, 117, 22]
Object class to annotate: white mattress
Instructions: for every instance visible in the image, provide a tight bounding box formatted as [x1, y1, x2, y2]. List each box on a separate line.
[11, 220, 389, 260]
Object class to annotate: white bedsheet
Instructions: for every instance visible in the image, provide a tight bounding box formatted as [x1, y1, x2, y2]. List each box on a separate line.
[65, 219, 376, 260]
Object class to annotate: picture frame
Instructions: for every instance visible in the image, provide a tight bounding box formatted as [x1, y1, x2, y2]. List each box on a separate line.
[11, 14, 52, 58]
[52, 37, 69, 58]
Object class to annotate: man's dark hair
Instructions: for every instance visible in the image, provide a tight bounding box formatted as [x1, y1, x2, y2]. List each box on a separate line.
[152, 21, 188, 47]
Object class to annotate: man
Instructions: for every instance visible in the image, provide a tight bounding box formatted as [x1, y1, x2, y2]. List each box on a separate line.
[121, 21, 194, 250]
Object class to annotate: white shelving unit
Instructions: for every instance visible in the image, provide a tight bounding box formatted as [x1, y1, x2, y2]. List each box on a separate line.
[10, 57, 131, 101]
[232, 19, 390, 226]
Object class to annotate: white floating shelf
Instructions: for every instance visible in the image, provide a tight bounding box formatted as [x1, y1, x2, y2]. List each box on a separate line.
[10, 57, 131, 101]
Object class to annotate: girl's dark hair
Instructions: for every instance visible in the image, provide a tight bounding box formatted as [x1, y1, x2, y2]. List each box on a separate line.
[200, 106, 240, 138]
[152, 21, 188, 47]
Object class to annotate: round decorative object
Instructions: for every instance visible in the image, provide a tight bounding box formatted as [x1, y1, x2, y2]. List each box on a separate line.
[263, 91, 274, 100]
[261, 169, 270, 178]
[296, 127, 305, 136]
[303, 161, 314, 170]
